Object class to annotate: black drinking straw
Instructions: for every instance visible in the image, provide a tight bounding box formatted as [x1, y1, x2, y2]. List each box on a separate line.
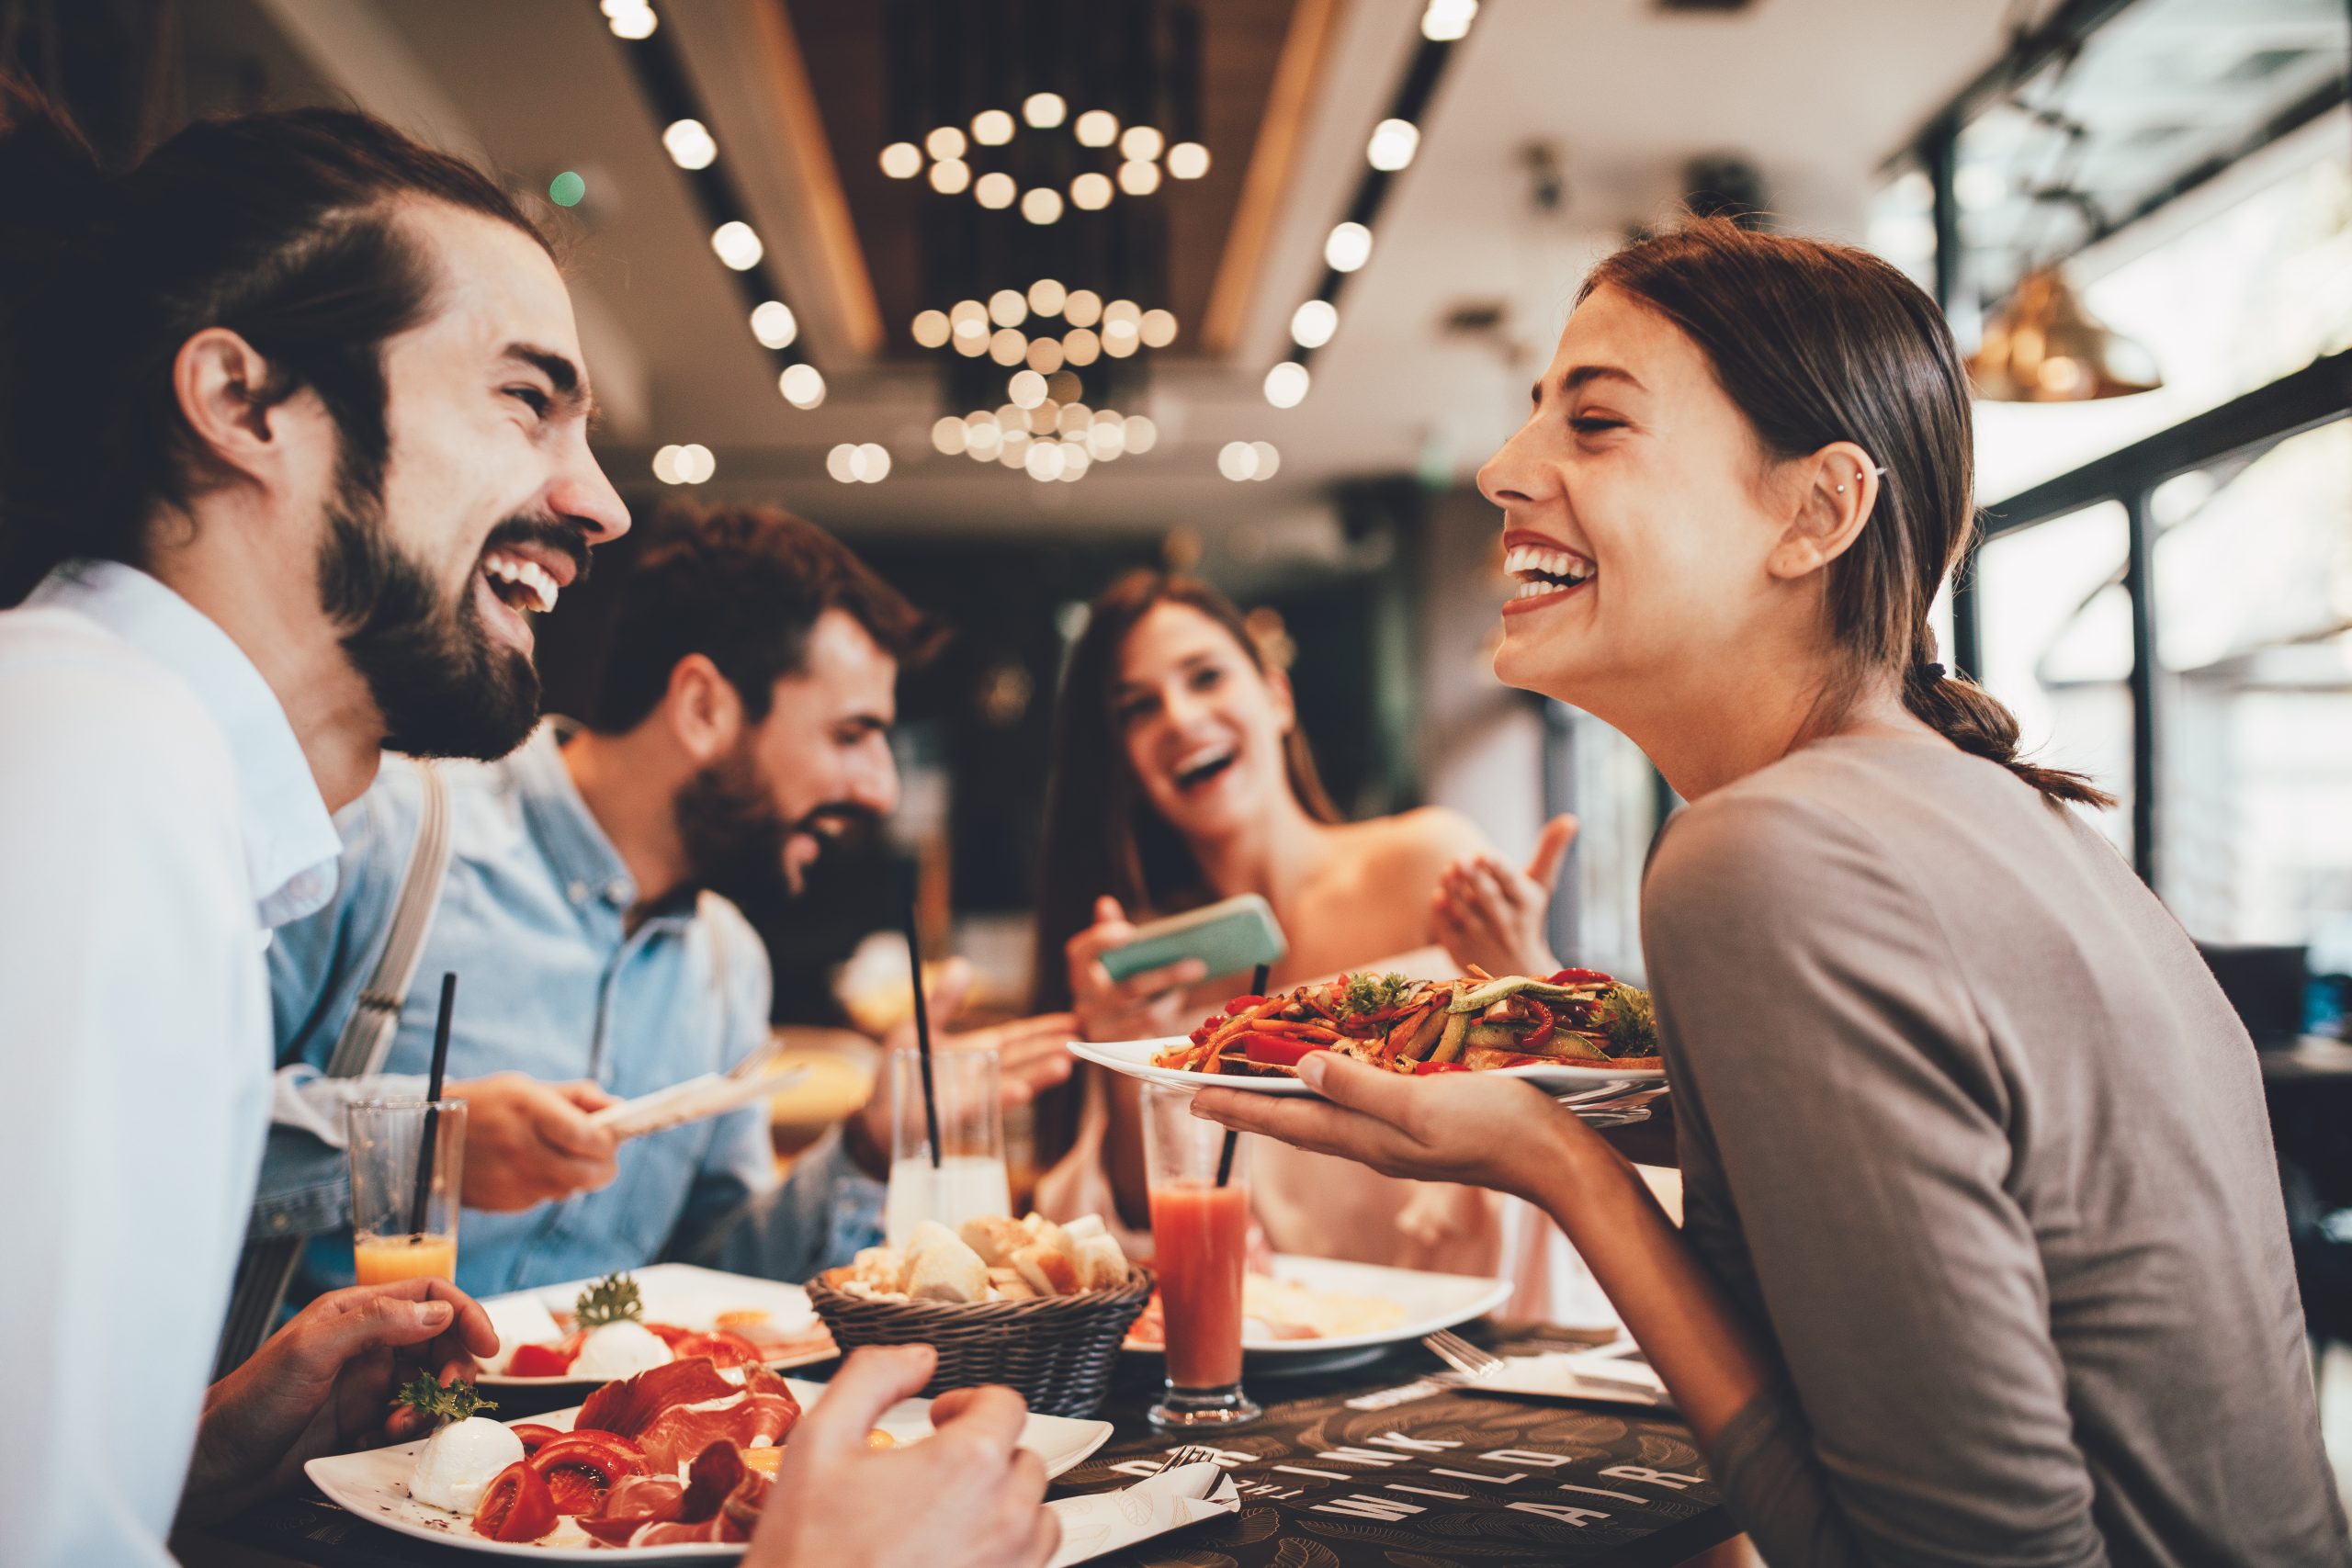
[1215, 963, 1272, 1187]
[410, 972, 458, 1235]
[902, 870, 943, 1169]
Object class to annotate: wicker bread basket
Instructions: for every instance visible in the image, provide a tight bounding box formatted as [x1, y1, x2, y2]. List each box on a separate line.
[808, 1265, 1154, 1417]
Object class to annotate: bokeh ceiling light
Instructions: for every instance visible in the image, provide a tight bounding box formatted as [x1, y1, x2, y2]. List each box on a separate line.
[1264, 361, 1311, 408]
[1421, 0, 1477, 41]
[989, 288, 1029, 327]
[879, 141, 922, 179]
[1022, 187, 1065, 224]
[750, 300, 798, 349]
[929, 158, 971, 195]
[911, 309, 952, 348]
[1291, 299, 1338, 349]
[925, 126, 967, 162]
[932, 416, 969, 456]
[1064, 289, 1102, 328]
[1074, 109, 1119, 148]
[662, 118, 717, 170]
[602, 0, 657, 40]
[1010, 370, 1049, 409]
[1325, 222, 1374, 273]
[1117, 160, 1161, 197]
[1967, 268, 2161, 401]
[971, 108, 1016, 146]
[1166, 141, 1210, 179]
[1120, 126, 1165, 162]
[710, 221, 763, 270]
[1366, 118, 1419, 172]
[975, 171, 1017, 209]
[989, 327, 1028, 365]
[652, 441, 713, 484]
[777, 364, 826, 409]
[1028, 278, 1068, 316]
[1023, 92, 1068, 129]
[1071, 172, 1114, 210]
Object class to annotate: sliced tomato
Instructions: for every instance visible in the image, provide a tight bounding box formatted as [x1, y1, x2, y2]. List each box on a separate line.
[643, 1322, 698, 1349]
[508, 1423, 562, 1456]
[528, 1431, 650, 1516]
[1243, 1032, 1329, 1068]
[667, 1329, 764, 1370]
[505, 1339, 581, 1378]
[1548, 968, 1614, 987]
[474, 1461, 559, 1542]
[1411, 1059, 1471, 1075]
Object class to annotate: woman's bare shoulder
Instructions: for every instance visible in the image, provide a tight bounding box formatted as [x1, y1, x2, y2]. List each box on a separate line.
[1331, 806, 1489, 878]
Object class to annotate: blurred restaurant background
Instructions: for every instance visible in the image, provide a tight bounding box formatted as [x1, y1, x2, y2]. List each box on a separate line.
[11, 0, 2351, 1473]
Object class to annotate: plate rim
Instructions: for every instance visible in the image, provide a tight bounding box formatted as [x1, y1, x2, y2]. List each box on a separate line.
[1122, 1253, 1512, 1357]
[1068, 1035, 1665, 1089]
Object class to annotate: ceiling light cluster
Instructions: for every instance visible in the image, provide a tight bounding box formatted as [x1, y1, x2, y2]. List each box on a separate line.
[878, 105, 1208, 223]
[650, 443, 715, 484]
[826, 443, 893, 484]
[600, 0, 657, 39]
[1218, 441, 1282, 481]
[910, 283, 1177, 372]
[1261, 4, 1477, 409]
[933, 401, 1159, 483]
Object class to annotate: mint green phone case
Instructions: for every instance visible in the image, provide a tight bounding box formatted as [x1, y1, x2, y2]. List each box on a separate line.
[1099, 893, 1288, 984]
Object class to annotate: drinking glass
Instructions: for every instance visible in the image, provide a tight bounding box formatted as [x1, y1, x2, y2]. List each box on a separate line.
[346, 1098, 466, 1285]
[1141, 1082, 1260, 1429]
[882, 1046, 1010, 1246]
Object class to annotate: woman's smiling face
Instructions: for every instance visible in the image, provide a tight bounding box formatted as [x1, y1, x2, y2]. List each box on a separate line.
[1112, 601, 1295, 842]
[1476, 284, 1798, 715]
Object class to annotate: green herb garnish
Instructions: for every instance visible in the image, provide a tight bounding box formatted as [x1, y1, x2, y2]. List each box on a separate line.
[1337, 972, 1413, 1019]
[1594, 985, 1658, 1058]
[575, 1270, 644, 1328]
[395, 1371, 496, 1423]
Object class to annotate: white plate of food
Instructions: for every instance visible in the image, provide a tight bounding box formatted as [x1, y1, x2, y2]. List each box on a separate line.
[476, 1264, 834, 1387]
[1124, 1254, 1511, 1371]
[305, 1365, 1114, 1558]
[1068, 969, 1666, 1097]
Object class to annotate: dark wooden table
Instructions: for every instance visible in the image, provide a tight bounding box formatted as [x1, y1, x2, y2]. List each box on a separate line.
[182, 1323, 1736, 1568]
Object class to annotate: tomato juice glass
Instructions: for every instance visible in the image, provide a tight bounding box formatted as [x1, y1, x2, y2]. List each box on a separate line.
[1141, 1083, 1261, 1430]
[346, 1099, 465, 1285]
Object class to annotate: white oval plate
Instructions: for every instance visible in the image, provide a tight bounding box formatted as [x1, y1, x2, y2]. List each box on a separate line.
[476, 1264, 833, 1388]
[304, 1378, 1113, 1560]
[1124, 1254, 1511, 1363]
[1068, 1036, 1664, 1094]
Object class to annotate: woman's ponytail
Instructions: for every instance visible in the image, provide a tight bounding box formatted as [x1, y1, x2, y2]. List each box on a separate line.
[1902, 642, 2115, 808]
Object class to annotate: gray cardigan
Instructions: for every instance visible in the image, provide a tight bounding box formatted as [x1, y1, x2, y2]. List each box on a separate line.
[1642, 733, 2346, 1566]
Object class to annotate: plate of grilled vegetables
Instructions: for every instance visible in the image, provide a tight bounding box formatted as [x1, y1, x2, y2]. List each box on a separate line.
[1067, 968, 1666, 1097]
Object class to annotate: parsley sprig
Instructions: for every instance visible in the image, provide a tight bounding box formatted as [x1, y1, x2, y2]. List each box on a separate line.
[575, 1271, 644, 1328]
[1594, 985, 1658, 1058]
[1336, 972, 1413, 1019]
[395, 1371, 497, 1424]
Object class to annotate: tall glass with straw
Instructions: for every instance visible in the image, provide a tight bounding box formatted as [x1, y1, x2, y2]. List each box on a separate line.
[881, 871, 1010, 1243]
[347, 973, 466, 1284]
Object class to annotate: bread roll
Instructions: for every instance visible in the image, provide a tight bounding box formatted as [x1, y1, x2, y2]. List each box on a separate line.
[907, 1234, 989, 1303]
[958, 1214, 1028, 1267]
[1012, 1241, 1080, 1296]
[987, 1266, 1037, 1301]
[1077, 1234, 1129, 1290]
[903, 1220, 960, 1261]
[849, 1246, 907, 1294]
[1062, 1214, 1105, 1243]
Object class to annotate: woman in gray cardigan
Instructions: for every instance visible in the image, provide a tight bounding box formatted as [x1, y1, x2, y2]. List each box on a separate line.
[1194, 220, 2346, 1566]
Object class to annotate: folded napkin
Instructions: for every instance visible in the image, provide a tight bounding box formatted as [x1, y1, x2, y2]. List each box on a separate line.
[1471, 1346, 1670, 1407]
[1046, 1462, 1240, 1568]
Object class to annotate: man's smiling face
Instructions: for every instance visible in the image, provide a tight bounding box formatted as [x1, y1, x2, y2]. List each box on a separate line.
[322, 198, 629, 758]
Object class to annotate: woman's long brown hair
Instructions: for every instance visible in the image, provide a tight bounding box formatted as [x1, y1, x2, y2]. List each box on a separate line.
[1582, 218, 2112, 808]
[1028, 571, 1340, 1014]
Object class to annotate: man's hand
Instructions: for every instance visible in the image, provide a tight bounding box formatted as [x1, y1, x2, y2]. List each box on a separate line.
[448, 1072, 620, 1212]
[181, 1280, 499, 1526]
[748, 1346, 1057, 1568]
[1430, 815, 1577, 978]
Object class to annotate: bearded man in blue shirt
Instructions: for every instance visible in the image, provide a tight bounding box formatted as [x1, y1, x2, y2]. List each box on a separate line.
[253, 503, 1073, 1310]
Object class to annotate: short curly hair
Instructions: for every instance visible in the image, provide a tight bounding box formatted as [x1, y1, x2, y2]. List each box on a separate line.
[587, 502, 940, 734]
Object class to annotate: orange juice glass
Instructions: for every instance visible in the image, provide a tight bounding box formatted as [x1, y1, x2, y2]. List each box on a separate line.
[346, 1099, 466, 1286]
[1140, 1084, 1261, 1430]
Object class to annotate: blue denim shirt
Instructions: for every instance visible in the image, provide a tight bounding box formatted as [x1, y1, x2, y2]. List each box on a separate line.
[254, 722, 884, 1299]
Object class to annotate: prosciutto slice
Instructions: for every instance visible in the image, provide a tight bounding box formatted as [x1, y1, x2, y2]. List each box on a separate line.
[572, 1357, 803, 1476]
[580, 1440, 771, 1548]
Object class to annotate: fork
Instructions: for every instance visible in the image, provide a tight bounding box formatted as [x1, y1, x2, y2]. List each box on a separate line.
[1151, 1443, 1223, 1475]
[1423, 1328, 1507, 1382]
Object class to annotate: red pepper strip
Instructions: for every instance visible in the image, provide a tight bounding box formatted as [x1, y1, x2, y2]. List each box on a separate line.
[1518, 998, 1555, 1052]
[1223, 994, 1266, 1014]
[1549, 968, 1614, 986]
[1412, 1059, 1471, 1075]
[1244, 1032, 1329, 1068]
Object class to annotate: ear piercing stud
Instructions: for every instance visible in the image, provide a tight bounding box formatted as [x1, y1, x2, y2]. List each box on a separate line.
[1836, 464, 1888, 495]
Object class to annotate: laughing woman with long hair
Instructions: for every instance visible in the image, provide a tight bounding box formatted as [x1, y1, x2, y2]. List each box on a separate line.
[1194, 220, 2346, 1563]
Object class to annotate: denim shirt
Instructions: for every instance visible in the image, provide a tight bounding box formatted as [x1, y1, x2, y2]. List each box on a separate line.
[253, 722, 884, 1299]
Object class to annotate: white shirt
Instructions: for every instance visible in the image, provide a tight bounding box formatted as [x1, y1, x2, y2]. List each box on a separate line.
[0, 561, 339, 1567]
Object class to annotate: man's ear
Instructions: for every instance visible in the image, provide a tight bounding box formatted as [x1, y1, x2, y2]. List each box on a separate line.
[1266, 664, 1298, 736]
[664, 653, 744, 764]
[172, 328, 288, 484]
[1766, 440, 1882, 583]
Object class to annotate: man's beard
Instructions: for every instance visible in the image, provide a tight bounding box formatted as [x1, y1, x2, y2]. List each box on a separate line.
[674, 740, 877, 908]
[314, 470, 580, 761]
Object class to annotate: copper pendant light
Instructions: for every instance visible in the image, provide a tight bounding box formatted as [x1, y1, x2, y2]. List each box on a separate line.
[1967, 267, 2162, 401]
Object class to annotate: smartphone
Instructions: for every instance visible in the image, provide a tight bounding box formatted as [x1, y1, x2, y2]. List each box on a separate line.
[1100, 893, 1287, 984]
